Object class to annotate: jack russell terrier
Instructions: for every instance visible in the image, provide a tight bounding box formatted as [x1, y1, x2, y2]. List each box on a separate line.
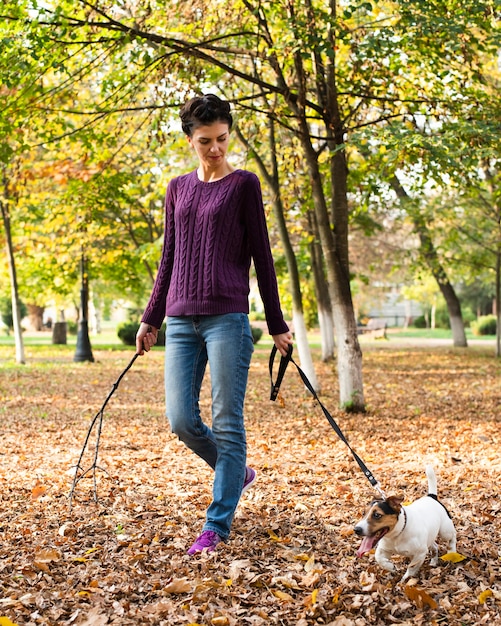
[354, 465, 457, 582]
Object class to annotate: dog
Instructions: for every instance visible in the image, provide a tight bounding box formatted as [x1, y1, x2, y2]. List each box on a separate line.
[354, 465, 457, 582]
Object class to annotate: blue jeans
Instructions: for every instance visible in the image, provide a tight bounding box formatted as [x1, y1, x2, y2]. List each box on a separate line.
[164, 313, 254, 540]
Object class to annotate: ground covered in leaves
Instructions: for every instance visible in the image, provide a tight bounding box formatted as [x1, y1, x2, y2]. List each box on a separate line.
[0, 339, 500, 625]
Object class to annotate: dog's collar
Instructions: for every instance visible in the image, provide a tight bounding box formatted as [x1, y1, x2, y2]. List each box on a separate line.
[395, 507, 407, 536]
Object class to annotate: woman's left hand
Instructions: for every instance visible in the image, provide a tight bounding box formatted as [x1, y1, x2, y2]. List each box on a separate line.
[272, 331, 293, 357]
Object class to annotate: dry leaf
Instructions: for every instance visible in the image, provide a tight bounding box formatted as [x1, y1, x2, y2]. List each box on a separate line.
[227, 559, 251, 581]
[440, 551, 467, 563]
[272, 590, 294, 602]
[77, 606, 108, 626]
[34, 548, 60, 563]
[164, 578, 193, 594]
[404, 585, 438, 609]
[478, 589, 493, 604]
[0, 348, 499, 625]
[31, 480, 47, 500]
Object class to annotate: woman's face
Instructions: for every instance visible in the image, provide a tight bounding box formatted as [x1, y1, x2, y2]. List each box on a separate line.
[188, 122, 231, 171]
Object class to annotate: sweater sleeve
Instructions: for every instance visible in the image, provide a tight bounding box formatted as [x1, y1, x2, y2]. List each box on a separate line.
[242, 173, 289, 336]
[141, 178, 177, 329]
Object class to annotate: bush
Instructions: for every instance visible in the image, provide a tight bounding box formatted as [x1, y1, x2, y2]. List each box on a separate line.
[471, 315, 497, 336]
[117, 322, 166, 346]
[0, 296, 27, 331]
[251, 326, 263, 344]
[412, 315, 427, 329]
[461, 307, 477, 328]
[435, 306, 451, 329]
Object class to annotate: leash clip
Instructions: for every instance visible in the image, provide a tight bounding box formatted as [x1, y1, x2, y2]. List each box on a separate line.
[374, 483, 387, 500]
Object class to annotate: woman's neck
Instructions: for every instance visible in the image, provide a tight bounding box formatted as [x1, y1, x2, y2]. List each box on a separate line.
[197, 161, 235, 183]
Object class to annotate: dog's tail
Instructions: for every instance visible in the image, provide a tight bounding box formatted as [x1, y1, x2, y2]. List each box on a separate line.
[425, 464, 438, 496]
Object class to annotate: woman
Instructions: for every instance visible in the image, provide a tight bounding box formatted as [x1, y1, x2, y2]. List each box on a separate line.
[136, 94, 292, 555]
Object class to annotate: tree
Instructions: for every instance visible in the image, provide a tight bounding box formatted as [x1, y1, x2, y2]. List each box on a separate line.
[234, 115, 320, 391]
[5, 0, 500, 392]
[390, 175, 468, 346]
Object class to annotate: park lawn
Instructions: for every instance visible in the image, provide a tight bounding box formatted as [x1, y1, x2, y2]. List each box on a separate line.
[0, 343, 499, 625]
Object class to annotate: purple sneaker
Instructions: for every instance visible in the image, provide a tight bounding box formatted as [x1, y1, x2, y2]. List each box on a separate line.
[242, 466, 257, 495]
[187, 530, 221, 555]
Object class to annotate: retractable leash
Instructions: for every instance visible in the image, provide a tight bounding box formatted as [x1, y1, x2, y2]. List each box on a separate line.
[269, 345, 387, 500]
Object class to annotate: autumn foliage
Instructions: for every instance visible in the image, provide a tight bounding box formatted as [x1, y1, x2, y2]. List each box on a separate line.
[0, 343, 499, 625]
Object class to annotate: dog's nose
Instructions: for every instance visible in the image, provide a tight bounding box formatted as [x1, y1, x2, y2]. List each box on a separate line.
[354, 526, 363, 536]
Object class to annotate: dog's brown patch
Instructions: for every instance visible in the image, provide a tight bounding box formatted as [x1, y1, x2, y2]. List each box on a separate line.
[354, 497, 403, 557]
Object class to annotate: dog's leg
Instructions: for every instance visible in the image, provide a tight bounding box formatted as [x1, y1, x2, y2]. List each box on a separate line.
[375, 545, 396, 573]
[430, 541, 439, 566]
[448, 534, 457, 553]
[401, 550, 428, 582]
[440, 520, 457, 554]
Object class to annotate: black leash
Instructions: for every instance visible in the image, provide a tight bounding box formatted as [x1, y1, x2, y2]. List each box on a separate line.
[69, 352, 140, 511]
[269, 345, 386, 499]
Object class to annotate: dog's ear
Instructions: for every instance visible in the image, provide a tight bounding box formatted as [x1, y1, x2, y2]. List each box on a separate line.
[386, 495, 404, 513]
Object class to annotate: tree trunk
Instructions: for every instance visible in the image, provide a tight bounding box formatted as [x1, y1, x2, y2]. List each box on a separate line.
[390, 175, 468, 347]
[235, 121, 320, 391]
[52, 322, 67, 345]
[0, 195, 25, 364]
[27, 304, 44, 331]
[303, 133, 364, 410]
[317, 305, 335, 362]
[308, 211, 335, 361]
[496, 247, 500, 358]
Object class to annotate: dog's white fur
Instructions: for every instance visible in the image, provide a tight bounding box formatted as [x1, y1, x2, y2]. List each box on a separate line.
[354, 465, 457, 581]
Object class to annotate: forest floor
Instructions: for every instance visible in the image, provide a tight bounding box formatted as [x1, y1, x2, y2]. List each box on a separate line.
[0, 340, 499, 625]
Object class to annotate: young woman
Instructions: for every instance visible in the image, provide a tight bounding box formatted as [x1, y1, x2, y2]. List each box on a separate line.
[136, 94, 292, 554]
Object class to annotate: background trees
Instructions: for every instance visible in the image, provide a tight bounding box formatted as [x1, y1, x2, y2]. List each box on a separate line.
[1, 0, 500, 384]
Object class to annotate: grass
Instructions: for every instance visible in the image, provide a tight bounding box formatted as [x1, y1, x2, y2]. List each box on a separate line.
[386, 327, 496, 340]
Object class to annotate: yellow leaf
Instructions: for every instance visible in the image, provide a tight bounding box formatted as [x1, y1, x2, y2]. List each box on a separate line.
[85, 547, 101, 555]
[0, 618, 20, 626]
[332, 586, 342, 604]
[311, 588, 318, 604]
[211, 618, 229, 626]
[272, 590, 294, 602]
[267, 529, 281, 541]
[440, 552, 467, 563]
[478, 589, 493, 604]
[72, 557, 87, 563]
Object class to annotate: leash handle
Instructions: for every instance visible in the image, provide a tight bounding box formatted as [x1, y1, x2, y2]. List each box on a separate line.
[269, 344, 293, 401]
[269, 345, 383, 492]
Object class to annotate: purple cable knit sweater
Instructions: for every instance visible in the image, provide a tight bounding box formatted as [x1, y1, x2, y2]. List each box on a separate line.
[141, 169, 289, 336]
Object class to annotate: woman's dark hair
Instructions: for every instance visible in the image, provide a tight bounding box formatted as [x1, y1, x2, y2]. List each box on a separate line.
[180, 94, 233, 137]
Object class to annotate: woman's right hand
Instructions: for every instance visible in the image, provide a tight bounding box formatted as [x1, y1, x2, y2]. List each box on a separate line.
[136, 322, 159, 355]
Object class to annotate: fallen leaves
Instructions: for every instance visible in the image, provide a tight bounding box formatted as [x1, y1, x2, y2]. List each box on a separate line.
[0, 345, 500, 624]
[404, 584, 438, 609]
[440, 551, 467, 563]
